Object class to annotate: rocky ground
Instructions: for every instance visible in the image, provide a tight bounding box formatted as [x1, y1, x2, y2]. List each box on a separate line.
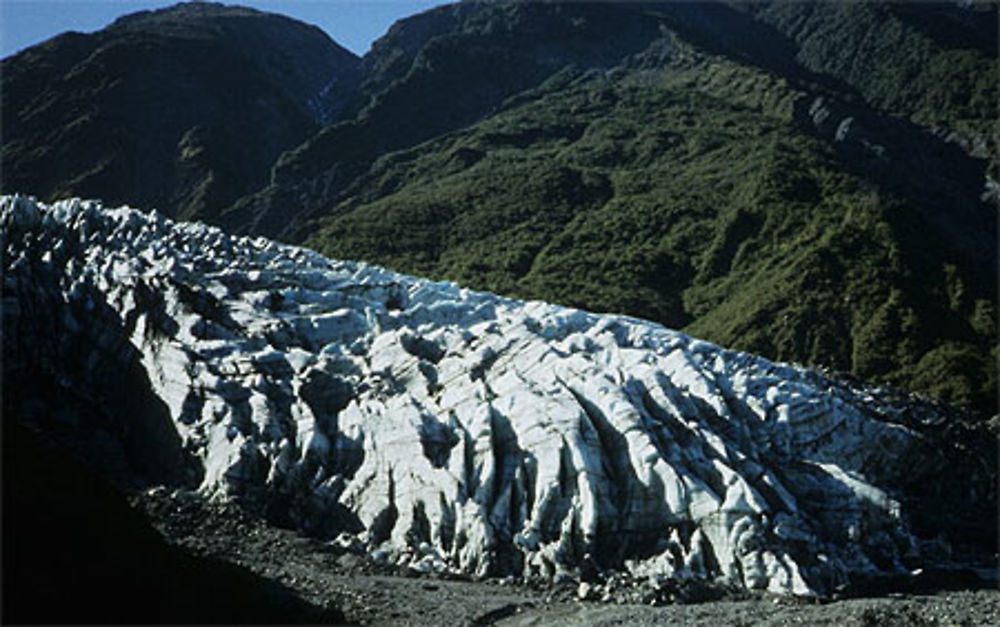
[134, 489, 999, 626]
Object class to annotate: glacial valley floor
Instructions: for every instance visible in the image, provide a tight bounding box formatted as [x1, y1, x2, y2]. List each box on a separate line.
[135, 490, 999, 626]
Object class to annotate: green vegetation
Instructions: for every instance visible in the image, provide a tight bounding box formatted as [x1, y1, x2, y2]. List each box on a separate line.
[307, 42, 996, 417]
[0, 3, 359, 220]
[750, 1, 998, 151]
[5, 1, 995, 417]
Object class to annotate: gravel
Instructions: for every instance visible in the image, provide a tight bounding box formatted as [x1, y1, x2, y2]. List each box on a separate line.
[132, 488, 999, 626]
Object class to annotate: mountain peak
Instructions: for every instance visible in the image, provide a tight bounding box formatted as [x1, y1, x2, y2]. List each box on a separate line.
[104, 1, 351, 56]
[112, 0, 265, 21]
[1, 0, 360, 221]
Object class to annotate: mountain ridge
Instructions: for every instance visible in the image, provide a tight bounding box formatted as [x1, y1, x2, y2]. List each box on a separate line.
[296, 1, 996, 417]
[1, 1, 360, 221]
[1, 0, 996, 417]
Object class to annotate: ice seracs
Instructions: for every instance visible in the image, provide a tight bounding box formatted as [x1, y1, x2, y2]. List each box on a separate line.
[0, 195, 958, 595]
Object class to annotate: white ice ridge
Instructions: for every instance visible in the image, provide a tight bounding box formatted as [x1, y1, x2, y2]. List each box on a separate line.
[2, 196, 929, 594]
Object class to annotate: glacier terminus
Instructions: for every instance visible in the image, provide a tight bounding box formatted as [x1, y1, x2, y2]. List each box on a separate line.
[2, 195, 993, 598]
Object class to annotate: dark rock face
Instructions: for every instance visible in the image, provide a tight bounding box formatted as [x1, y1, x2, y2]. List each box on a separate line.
[1, 2, 359, 221]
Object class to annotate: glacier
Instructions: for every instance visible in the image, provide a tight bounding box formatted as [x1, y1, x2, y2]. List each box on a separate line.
[1, 195, 984, 596]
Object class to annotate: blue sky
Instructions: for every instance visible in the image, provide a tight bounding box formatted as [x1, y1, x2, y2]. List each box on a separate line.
[0, 0, 449, 58]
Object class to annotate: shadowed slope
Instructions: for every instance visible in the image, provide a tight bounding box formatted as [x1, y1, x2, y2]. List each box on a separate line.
[1, 2, 360, 221]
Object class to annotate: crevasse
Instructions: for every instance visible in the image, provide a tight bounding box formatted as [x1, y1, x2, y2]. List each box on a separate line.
[2, 195, 935, 595]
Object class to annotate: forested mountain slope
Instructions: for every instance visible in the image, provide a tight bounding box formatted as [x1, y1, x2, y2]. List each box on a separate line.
[1, 2, 359, 221]
[2, 0, 995, 416]
[286, 1, 997, 416]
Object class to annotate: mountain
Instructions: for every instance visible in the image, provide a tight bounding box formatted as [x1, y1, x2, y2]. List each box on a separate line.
[4, 195, 995, 596]
[0, 2, 359, 222]
[263, 0, 999, 417]
[221, 0, 668, 235]
[2, 0, 996, 417]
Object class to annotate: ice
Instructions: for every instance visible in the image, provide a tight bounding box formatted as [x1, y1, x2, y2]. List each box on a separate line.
[0, 195, 955, 595]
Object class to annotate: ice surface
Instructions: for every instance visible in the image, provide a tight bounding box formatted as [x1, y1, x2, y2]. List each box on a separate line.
[1, 195, 944, 594]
